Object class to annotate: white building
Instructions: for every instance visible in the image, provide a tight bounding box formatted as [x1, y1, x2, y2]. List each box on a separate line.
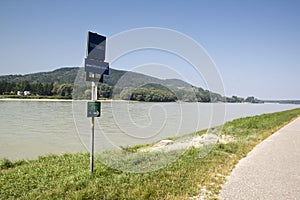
[24, 91, 31, 96]
[17, 91, 31, 96]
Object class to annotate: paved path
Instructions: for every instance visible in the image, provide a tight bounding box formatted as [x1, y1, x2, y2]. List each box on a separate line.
[220, 117, 300, 200]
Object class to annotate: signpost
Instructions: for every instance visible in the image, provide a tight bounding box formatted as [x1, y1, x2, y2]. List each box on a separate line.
[85, 31, 109, 173]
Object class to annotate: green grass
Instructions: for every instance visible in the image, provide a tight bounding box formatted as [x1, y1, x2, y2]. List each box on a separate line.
[1, 108, 300, 199]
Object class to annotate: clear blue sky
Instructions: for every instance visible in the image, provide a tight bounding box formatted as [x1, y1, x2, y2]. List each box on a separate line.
[0, 0, 299, 100]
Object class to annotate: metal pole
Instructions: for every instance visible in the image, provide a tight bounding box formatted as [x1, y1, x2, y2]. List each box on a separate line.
[90, 116, 94, 173]
[90, 79, 98, 174]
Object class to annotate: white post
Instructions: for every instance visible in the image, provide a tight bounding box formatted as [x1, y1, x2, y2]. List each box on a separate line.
[91, 81, 98, 101]
[90, 79, 98, 173]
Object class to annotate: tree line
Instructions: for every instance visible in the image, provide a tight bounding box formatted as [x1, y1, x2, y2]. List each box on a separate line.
[1, 80, 263, 103]
[0, 80, 73, 98]
[75, 84, 262, 103]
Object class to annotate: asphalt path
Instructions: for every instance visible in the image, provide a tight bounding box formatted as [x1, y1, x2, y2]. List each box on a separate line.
[220, 117, 300, 200]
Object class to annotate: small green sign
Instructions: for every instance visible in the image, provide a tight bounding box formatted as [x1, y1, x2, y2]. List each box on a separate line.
[87, 101, 101, 117]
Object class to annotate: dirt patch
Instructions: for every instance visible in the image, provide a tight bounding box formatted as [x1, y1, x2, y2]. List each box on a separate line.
[139, 134, 236, 152]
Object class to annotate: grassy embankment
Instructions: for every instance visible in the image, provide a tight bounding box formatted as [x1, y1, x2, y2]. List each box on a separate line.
[1, 108, 300, 199]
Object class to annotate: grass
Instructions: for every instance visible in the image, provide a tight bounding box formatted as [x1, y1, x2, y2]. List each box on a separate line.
[1, 108, 300, 199]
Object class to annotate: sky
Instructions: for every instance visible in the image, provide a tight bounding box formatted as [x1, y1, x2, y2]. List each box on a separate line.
[0, 0, 299, 100]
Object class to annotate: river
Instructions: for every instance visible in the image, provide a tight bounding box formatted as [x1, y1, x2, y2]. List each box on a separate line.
[0, 100, 299, 160]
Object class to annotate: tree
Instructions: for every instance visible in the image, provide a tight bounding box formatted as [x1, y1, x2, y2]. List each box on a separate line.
[51, 82, 60, 95]
[245, 96, 255, 103]
[198, 90, 211, 102]
[20, 80, 31, 91]
[98, 84, 112, 98]
[0, 81, 6, 94]
[175, 89, 186, 101]
[43, 83, 53, 96]
[120, 88, 134, 100]
[36, 83, 44, 95]
[84, 89, 91, 99]
[245, 96, 263, 104]
[57, 84, 73, 97]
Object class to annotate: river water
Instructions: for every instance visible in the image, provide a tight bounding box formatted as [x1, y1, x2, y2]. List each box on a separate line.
[0, 100, 299, 160]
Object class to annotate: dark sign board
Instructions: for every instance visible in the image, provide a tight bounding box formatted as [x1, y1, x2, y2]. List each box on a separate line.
[85, 58, 109, 75]
[87, 101, 101, 117]
[87, 32, 106, 61]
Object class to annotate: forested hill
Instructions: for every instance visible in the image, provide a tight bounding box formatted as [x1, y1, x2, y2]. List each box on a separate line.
[0, 67, 192, 89]
[0, 67, 262, 103]
[0, 67, 79, 84]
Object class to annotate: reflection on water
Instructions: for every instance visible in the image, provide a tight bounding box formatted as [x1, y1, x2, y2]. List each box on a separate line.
[0, 100, 299, 160]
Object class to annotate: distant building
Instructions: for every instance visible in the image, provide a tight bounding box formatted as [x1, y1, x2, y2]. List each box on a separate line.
[24, 91, 31, 96]
[17, 91, 31, 96]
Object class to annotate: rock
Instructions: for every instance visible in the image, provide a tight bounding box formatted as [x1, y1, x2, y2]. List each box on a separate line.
[153, 139, 174, 147]
[191, 134, 219, 147]
[192, 136, 205, 148]
[218, 134, 235, 144]
[203, 133, 219, 145]
[139, 139, 174, 152]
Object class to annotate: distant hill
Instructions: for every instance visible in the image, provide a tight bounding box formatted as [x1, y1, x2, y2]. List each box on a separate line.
[0, 67, 79, 84]
[0, 67, 192, 89]
[0, 67, 261, 103]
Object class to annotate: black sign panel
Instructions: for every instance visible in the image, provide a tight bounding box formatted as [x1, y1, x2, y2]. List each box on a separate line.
[87, 32, 106, 61]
